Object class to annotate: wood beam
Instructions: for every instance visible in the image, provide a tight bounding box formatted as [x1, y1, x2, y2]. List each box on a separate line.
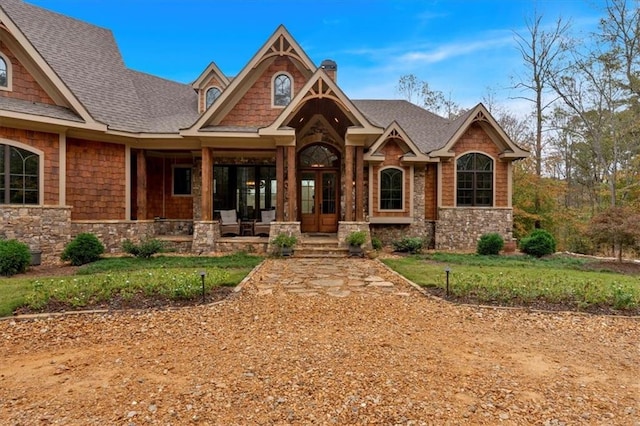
[136, 150, 147, 220]
[344, 145, 354, 221]
[287, 146, 296, 221]
[201, 147, 213, 221]
[355, 146, 364, 221]
[276, 146, 285, 221]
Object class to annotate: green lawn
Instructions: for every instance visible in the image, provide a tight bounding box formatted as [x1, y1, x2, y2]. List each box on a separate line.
[383, 253, 640, 313]
[0, 253, 263, 317]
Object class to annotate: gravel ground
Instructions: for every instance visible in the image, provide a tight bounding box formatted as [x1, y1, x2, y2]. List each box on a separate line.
[1, 259, 639, 425]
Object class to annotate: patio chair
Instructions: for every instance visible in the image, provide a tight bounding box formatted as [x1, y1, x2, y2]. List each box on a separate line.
[254, 209, 276, 236]
[219, 209, 240, 236]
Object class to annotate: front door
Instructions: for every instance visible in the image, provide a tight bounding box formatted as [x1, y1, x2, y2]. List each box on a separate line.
[300, 170, 338, 233]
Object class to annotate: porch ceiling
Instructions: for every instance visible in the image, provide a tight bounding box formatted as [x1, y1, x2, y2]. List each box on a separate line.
[287, 98, 353, 136]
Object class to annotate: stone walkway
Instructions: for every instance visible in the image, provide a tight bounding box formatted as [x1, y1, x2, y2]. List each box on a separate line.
[240, 257, 419, 298]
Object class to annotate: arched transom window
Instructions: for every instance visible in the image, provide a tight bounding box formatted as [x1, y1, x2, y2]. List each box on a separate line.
[273, 73, 291, 106]
[456, 152, 493, 206]
[205, 87, 221, 108]
[0, 144, 40, 204]
[379, 167, 403, 210]
[299, 144, 339, 168]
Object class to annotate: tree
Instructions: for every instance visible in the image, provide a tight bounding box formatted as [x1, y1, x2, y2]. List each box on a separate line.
[396, 74, 462, 118]
[513, 13, 571, 225]
[588, 205, 640, 261]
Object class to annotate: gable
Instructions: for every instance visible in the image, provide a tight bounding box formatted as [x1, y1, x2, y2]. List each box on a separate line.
[0, 38, 55, 105]
[365, 123, 431, 163]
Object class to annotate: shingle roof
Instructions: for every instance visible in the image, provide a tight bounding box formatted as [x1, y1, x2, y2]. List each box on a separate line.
[353, 99, 460, 153]
[0, 0, 199, 133]
[0, 96, 83, 122]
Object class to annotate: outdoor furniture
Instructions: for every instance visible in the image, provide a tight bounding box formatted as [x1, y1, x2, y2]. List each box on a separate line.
[254, 209, 275, 236]
[240, 220, 255, 236]
[219, 209, 240, 236]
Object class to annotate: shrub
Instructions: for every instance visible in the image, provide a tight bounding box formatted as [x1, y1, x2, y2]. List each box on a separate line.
[371, 236, 383, 251]
[477, 233, 504, 256]
[346, 230, 367, 247]
[272, 233, 297, 248]
[520, 229, 556, 258]
[0, 239, 31, 276]
[61, 233, 105, 266]
[123, 238, 164, 259]
[392, 237, 424, 254]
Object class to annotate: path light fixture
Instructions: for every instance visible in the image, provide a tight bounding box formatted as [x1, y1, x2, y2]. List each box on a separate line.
[445, 266, 451, 297]
[200, 271, 206, 303]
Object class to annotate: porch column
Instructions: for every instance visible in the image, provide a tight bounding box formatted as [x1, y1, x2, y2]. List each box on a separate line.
[355, 146, 364, 221]
[201, 147, 213, 221]
[276, 146, 285, 221]
[344, 145, 354, 221]
[136, 150, 147, 220]
[287, 146, 296, 221]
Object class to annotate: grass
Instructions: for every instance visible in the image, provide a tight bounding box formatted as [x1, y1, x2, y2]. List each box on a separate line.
[383, 253, 640, 312]
[0, 253, 263, 317]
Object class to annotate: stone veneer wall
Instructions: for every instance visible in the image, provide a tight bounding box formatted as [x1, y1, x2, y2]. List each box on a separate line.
[1, 206, 71, 264]
[71, 221, 155, 254]
[267, 222, 302, 253]
[337, 222, 372, 249]
[191, 221, 220, 254]
[370, 222, 435, 249]
[436, 207, 513, 250]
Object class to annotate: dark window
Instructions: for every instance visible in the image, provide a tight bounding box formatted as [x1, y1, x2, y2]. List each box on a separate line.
[213, 165, 276, 219]
[456, 153, 493, 206]
[173, 166, 192, 196]
[0, 56, 6, 87]
[299, 144, 339, 168]
[0, 144, 39, 204]
[205, 87, 221, 108]
[380, 168, 403, 210]
[273, 74, 291, 106]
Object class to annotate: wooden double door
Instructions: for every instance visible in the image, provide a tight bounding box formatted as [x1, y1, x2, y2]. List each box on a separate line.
[299, 169, 339, 233]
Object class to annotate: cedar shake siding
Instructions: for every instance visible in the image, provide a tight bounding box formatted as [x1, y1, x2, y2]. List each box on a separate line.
[0, 40, 56, 105]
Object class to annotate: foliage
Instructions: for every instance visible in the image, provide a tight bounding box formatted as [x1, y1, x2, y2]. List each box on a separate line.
[396, 74, 463, 118]
[371, 236, 383, 251]
[383, 254, 639, 312]
[122, 238, 164, 259]
[476, 233, 504, 256]
[346, 231, 367, 247]
[519, 229, 557, 258]
[272, 233, 297, 248]
[61, 233, 105, 266]
[587, 206, 640, 262]
[392, 237, 424, 254]
[0, 239, 31, 277]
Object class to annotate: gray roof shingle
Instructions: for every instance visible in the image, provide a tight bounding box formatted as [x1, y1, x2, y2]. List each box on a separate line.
[0, 96, 83, 122]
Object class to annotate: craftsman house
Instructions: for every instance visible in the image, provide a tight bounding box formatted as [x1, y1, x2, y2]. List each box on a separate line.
[0, 0, 527, 262]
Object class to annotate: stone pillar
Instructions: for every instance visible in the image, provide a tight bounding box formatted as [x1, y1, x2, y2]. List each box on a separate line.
[201, 147, 213, 221]
[136, 150, 147, 220]
[355, 146, 364, 221]
[344, 145, 354, 221]
[287, 145, 296, 221]
[276, 146, 285, 221]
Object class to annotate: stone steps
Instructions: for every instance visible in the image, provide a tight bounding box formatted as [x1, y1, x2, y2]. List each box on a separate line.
[294, 235, 349, 258]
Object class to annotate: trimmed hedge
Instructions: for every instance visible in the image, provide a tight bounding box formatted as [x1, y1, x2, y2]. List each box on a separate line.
[61, 233, 105, 266]
[520, 229, 556, 258]
[0, 239, 31, 276]
[477, 233, 504, 255]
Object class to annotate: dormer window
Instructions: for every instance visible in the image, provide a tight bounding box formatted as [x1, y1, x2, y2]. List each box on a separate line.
[205, 87, 221, 108]
[0, 53, 10, 90]
[273, 73, 291, 106]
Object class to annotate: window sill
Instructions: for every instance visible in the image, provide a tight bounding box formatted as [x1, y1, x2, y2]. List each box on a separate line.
[369, 217, 413, 224]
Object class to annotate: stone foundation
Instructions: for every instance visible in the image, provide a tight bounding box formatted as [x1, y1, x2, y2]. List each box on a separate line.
[71, 221, 155, 254]
[267, 222, 301, 253]
[436, 207, 513, 250]
[337, 222, 371, 249]
[1, 206, 72, 264]
[370, 222, 435, 249]
[191, 221, 220, 254]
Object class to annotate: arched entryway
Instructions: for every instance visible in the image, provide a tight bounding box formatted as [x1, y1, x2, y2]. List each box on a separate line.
[298, 143, 340, 233]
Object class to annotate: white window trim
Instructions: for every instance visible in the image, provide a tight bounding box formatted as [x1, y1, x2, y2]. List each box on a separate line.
[205, 86, 221, 109]
[0, 52, 12, 92]
[271, 72, 293, 108]
[172, 164, 193, 197]
[378, 166, 406, 212]
[454, 151, 496, 208]
[0, 138, 44, 205]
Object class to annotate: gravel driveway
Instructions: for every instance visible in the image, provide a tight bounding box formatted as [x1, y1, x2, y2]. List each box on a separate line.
[1, 258, 638, 425]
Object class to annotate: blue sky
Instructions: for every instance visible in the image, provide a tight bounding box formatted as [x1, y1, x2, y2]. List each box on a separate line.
[27, 0, 605, 114]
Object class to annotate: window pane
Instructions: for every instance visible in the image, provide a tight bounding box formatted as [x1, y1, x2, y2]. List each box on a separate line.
[322, 172, 336, 214]
[300, 172, 315, 214]
[173, 167, 192, 195]
[236, 166, 256, 219]
[258, 166, 276, 210]
[380, 169, 403, 210]
[299, 144, 338, 168]
[214, 166, 233, 211]
[457, 154, 473, 170]
[0, 57, 6, 87]
[476, 154, 493, 171]
[206, 87, 221, 108]
[274, 74, 291, 106]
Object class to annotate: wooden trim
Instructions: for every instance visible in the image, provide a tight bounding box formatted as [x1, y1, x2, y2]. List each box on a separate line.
[369, 217, 413, 224]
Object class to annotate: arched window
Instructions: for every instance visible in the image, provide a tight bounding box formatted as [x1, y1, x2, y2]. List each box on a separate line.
[0, 144, 40, 204]
[0, 54, 9, 89]
[380, 167, 403, 210]
[273, 73, 291, 106]
[299, 144, 339, 168]
[456, 153, 493, 206]
[205, 87, 221, 108]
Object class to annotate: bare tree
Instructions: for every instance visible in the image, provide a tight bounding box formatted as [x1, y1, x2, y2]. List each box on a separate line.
[397, 74, 462, 118]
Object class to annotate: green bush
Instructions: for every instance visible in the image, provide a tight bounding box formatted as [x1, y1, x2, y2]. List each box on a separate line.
[346, 230, 367, 246]
[477, 233, 504, 256]
[520, 229, 556, 258]
[371, 236, 383, 251]
[122, 238, 164, 259]
[61, 233, 105, 266]
[272, 233, 297, 248]
[0, 239, 31, 276]
[392, 237, 424, 254]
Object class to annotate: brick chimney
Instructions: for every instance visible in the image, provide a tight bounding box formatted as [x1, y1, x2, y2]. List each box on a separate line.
[320, 59, 337, 82]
